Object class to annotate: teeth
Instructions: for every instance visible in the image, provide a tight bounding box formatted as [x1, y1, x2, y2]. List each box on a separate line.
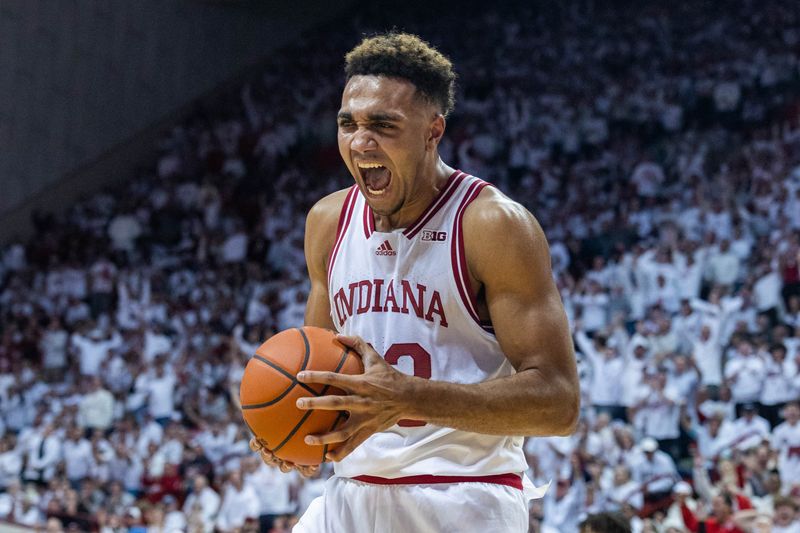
[357, 162, 385, 169]
[367, 186, 386, 196]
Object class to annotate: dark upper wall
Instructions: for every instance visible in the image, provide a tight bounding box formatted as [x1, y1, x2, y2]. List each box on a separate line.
[0, 0, 355, 218]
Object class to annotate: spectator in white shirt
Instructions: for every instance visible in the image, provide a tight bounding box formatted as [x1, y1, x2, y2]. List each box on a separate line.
[183, 474, 221, 533]
[215, 470, 259, 533]
[761, 344, 798, 427]
[62, 426, 94, 485]
[672, 300, 702, 353]
[692, 322, 723, 388]
[694, 410, 736, 460]
[632, 369, 683, 457]
[542, 469, 585, 533]
[630, 437, 679, 508]
[23, 424, 61, 484]
[13, 495, 40, 527]
[78, 377, 115, 432]
[575, 327, 626, 420]
[753, 262, 783, 318]
[667, 354, 700, 407]
[146, 359, 177, 425]
[724, 339, 767, 414]
[649, 318, 680, 358]
[706, 239, 741, 288]
[650, 275, 681, 314]
[71, 326, 122, 377]
[621, 340, 650, 413]
[730, 403, 771, 452]
[162, 495, 187, 532]
[772, 401, 800, 495]
[40, 317, 68, 381]
[678, 253, 704, 300]
[577, 281, 610, 334]
[241, 456, 297, 531]
[0, 436, 22, 490]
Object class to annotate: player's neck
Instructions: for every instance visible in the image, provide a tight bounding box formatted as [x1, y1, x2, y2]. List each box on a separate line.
[374, 159, 455, 232]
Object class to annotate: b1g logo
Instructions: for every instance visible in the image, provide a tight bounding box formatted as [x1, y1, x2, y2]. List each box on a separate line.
[421, 230, 448, 242]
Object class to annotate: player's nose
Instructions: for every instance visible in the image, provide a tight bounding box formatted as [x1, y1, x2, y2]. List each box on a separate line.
[350, 127, 378, 153]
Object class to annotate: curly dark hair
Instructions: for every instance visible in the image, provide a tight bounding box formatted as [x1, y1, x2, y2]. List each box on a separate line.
[579, 512, 631, 533]
[344, 32, 457, 117]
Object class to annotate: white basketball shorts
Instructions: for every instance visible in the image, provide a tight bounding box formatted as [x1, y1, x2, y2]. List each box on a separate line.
[293, 474, 546, 533]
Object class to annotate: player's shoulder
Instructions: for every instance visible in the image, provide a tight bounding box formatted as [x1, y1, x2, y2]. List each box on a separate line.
[306, 187, 354, 234]
[462, 184, 545, 244]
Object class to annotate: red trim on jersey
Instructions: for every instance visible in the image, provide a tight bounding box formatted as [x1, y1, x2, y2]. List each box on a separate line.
[402, 171, 465, 239]
[362, 198, 376, 239]
[351, 473, 523, 490]
[451, 178, 492, 331]
[327, 186, 359, 287]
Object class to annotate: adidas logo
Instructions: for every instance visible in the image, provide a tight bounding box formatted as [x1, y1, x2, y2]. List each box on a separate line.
[375, 240, 397, 256]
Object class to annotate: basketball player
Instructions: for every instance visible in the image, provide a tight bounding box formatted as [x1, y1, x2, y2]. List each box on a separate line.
[250, 32, 580, 532]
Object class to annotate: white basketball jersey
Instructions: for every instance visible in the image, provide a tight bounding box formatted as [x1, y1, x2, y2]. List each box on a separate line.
[327, 171, 529, 479]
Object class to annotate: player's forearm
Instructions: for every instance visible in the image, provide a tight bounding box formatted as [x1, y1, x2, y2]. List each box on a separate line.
[402, 368, 579, 437]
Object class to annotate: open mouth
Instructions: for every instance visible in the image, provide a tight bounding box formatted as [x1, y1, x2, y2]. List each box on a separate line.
[357, 161, 392, 196]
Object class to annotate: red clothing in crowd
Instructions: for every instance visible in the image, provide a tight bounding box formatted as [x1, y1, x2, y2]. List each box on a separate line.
[680, 497, 751, 533]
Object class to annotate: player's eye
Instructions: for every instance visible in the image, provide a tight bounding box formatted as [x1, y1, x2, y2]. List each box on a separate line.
[374, 122, 394, 129]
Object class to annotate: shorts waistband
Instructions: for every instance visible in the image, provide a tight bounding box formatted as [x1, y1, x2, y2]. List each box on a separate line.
[350, 473, 523, 490]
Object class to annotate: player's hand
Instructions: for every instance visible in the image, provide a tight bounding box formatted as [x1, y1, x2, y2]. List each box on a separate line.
[295, 334, 414, 462]
[249, 437, 320, 477]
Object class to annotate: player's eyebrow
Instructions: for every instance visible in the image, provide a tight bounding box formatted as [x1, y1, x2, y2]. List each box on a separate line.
[366, 112, 403, 122]
[337, 111, 404, 122]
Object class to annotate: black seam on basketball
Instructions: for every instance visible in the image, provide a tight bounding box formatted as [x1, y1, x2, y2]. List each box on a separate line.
[253, 355, 296, 381]
[241, 382, 296, 409]
[271, 408, 315, 453]
[250, 355, 321, 400]
[298, 382, 321, 396]
[297, 328, 311, 371]
[333, 347, 350, 374]
[314, 348, 350, 398]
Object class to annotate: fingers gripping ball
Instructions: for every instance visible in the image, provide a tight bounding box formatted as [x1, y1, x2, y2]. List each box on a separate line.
[239, 327, 363, 465]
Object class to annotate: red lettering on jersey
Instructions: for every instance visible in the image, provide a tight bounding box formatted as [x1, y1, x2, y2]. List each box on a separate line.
[356, 280, 372, 314]
[425, 291, 448, 327]
[333, 279, 447, 327]
[383, 279, 401, 313]
[371, 278, 384, 312]
[400, 280, 426, 319]
[333, 283, 357, 327]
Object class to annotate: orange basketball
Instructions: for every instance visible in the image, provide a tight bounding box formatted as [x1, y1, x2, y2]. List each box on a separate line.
[239, 326, 363, 465]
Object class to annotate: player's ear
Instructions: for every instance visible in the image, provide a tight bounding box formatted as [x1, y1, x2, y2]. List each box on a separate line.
[426, 113, 446, 151]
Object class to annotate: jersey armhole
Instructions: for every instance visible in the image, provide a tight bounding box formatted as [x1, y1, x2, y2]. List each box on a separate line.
[450, 179, 495, 334]
[327, 186, 359, 287]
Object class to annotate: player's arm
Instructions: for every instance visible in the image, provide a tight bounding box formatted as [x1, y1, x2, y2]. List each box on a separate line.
[298, 190, 579, 460]
[303, 190, 346, 330]
[399, 191, 580, 435]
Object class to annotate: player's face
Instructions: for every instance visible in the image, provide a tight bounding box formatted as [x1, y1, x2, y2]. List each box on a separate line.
[337, 75, 440, 218]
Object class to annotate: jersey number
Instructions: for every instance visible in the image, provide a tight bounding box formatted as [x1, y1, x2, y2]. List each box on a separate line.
[384, 343, 431, 427]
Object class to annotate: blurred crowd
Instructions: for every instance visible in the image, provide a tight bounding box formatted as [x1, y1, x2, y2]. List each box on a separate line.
[0, 0, 799, 531]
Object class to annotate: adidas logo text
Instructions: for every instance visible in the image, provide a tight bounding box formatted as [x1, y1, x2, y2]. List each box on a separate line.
[375, 240, 397, 256]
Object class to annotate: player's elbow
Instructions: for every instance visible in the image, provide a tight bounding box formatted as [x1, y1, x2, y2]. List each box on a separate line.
[551, 389, 580, 436]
